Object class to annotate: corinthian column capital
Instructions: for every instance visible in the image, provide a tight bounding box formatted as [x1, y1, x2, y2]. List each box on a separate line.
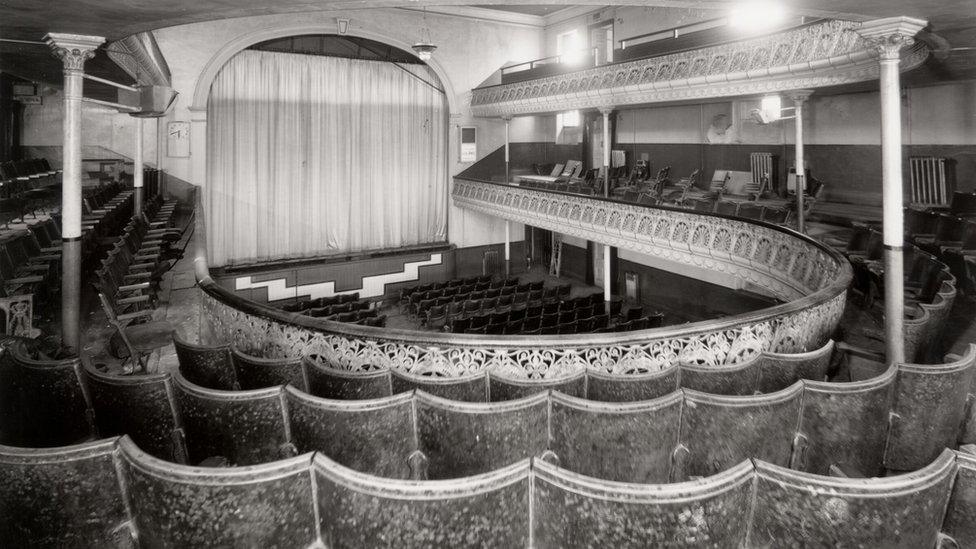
[855, 16, 927, 61]
[44, 33, 105, 72]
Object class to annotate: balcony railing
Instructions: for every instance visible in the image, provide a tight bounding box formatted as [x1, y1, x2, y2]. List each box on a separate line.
[470, 19, 929, 117]
[194, 180, 850, 379]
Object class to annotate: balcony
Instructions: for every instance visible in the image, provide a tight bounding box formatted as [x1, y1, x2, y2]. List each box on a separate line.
[470, 19, 929, 118]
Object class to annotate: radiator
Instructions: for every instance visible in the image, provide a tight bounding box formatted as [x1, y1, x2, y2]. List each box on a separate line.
[909, 157, 948, 208]
[750, 152, 774, 184]
[482, 250, 500, 277]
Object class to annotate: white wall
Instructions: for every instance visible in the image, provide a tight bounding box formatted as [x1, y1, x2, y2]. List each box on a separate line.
[20, 86, 158, 169]
[608, 82, 976, 147]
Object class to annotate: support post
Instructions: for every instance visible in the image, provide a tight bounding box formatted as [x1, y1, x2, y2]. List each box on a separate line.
[503, 116, 512, 276]
[600, 107, 614, 306]
[857, 17, 927, 365]
[133, 116, 144, 216]
[787, 90, 813, 233]
[45, 33, 105, 356]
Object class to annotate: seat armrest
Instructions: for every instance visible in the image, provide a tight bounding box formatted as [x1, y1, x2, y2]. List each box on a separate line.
[5, 275, 44, 284]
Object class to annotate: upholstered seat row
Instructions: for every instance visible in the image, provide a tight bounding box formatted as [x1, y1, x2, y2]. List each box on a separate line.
[1, 436, 973, 548]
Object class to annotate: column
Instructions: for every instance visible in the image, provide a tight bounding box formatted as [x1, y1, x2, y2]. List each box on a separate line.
[857, 17, 927, 365]
[599, 107, 614, 305]
[503, 116, 511, 276]
[133, 116, 144, 216]
[45, 33, 105, 356]
[787, 90, 813, 233]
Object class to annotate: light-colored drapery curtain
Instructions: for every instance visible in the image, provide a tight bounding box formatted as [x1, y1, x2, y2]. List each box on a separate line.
[206, 50, 447, 266]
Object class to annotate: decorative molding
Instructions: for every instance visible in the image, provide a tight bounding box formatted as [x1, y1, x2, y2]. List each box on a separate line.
[469, 20, 930, 117]
[855, 16, 927, 61]
[0, 295, 33, 338]
[398, 6, 545, 28]
[451, 179, 846, 303]
[44, 33, 105, 73]
[195, 179, 850, 380]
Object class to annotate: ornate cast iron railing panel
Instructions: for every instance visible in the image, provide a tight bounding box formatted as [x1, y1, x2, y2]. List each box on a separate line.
[452, 179, 841, 303]
[195, 186, 850, 379]
[470, 20, 929, 117]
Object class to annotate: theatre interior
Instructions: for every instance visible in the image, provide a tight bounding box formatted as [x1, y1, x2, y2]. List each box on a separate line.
[2, 0, 976, 546]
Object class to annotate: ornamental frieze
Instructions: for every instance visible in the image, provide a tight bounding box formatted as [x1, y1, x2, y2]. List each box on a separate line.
[470, 20, 929, 117]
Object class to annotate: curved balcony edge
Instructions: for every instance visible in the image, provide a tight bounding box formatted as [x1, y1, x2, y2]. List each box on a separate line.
[193, 184, 851, 379]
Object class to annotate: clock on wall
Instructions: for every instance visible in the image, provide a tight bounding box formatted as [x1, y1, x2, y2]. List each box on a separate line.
[167, 121, 190, 158]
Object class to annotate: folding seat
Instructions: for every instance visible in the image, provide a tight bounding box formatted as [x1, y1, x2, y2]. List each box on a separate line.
[448, 316, 471, 334]
[591, 314, 610, 330]
[489, 310, 509, 325]
[714, 200, 739, 216]
[737, 202, 763, 220]
[426, 304, 448, 329]
[614, 320, 633, 332]
[567, 183, 581, 194]
[763, 206, 790, 224]
[637, 192, 658, 206]
[646, 312, 665, 328]
[337, 312, 358, 322]
[503, 319, 524, 334]
[625, 305, 644, 321]
[527, 289, 544, 301]
[542, 286, 559, 300]
[499, 285, 516, 297]
[398, 286, 420, 312]
[558, 299, 576, 313]
[468, 289, 486, 301]
[446, 278, 463, 287]
[622, 190, 641, 203]
[281, 299, 311, 313]
[489, 278, 505, 289]
[540, 324, 559, 335]
[557, 310, 575, 324]
[464, 326, 487, 335]
[528, 280, 544, 292]
[364, 315, 387, 327]
[542, 300, 560, 315]
[416, 298, 435, 317]
[588, 292, 604, 307]
[522, 316, 541, 332]
[427, 288, 444, 299]
[485, 322, 505, 335]
[557, 284, 572, 298]
[307, 306, 333, 318]
[509, 306, 527, 322]
[458, 283, 476, 294]
[485, 287, 501, 298]
[557, 321, 578, 334]
[475, 274, 493, 284]
[469, 313, 490, 330]
[609, 297, 623, 317]
[575, 304, 594, 320]
[442, 286, 458, 298]
[435, 296, 452, 307]
[474, 280, 491, 291]
[0, 246, 48, 298]
[516, 283, 531, 293]
[461, 300, 481, 318]
[526, 301, 543, 318]
[446, 300, 464, 319]
[495, 294, 514, 312]
[511, 291, 529, 305]
[576, 316, 595, 333]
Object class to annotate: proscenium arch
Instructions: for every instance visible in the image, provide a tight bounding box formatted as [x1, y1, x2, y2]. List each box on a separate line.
[191, 24, 458, 114]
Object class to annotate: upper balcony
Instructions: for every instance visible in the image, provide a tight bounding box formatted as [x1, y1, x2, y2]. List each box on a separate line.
[470, 19, 929, 118]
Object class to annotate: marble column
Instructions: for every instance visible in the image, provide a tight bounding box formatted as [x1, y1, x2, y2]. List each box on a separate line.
[599, 107, 614, 306]
[857, 16, 927, 364]
[45, 33, 105, 356]
[133, 116, 144, 216]
[503, 116, 511, 276]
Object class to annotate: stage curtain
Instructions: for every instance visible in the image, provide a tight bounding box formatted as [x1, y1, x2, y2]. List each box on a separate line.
[206, 50, 447, 266]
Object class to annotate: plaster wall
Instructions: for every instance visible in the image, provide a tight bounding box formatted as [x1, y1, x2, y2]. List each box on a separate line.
[20, 87, 158, 168]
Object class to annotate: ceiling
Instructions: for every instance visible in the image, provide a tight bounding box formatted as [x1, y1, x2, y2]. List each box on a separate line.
[0, 1, 973, 100]
[475, 4, 577, 17]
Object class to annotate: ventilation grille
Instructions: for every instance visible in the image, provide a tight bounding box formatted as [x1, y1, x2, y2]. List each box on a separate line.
[482, 250, 500, 277]
[909, 156, 948, 208]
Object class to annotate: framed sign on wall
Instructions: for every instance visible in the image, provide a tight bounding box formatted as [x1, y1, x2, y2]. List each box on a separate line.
[460, 126, 477, 163]
[167, 121, 190, 157]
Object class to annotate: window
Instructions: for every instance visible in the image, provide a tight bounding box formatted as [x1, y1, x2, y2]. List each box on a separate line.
[556, 29, 584, 65]
[557, 110, 580, 128]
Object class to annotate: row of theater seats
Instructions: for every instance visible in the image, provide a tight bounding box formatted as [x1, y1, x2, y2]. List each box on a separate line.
[0, 159, 60, 228]
[445, 294, 659, 335]
[832, 223, 958, 363]
[95, 195, 182, 369]
[276, 292, 388, 327]
[904, 206, 976, 296]
[1, 335, 974, 547]
[683, 196, 791, 223]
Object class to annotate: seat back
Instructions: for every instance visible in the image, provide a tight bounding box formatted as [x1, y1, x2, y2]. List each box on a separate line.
[231, 347, 305, 391]
[172, 333, 237, 390]
[390, 369, 488, 402]
[301, 357, 392, 400]
[489, 370, 586, 401]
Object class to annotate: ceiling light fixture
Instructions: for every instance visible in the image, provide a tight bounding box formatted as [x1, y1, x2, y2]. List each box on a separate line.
[728, 1, 788, 32]
[412, 8, 437, 62]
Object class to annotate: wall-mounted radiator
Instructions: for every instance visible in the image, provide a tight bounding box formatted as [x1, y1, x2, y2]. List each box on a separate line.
[749, 152, 774, 195]
[909, 156, 948, 208]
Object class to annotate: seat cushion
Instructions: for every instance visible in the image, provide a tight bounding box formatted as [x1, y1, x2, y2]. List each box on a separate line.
[124, 320, 176, 351]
